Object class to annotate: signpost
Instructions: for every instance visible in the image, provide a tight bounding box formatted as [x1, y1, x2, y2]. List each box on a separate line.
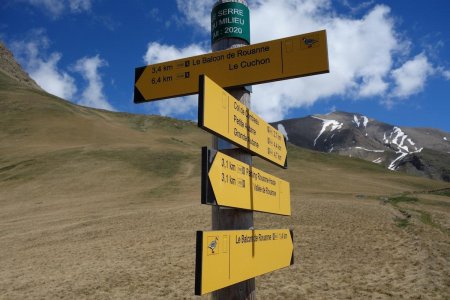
[195, 229, 294, 296]
[132, 1, 331, 298]
[134, 30, 329, 102]
[199, 75, 287, 168]
[202, 148, 291, 215]
[209, 1, 255, 299]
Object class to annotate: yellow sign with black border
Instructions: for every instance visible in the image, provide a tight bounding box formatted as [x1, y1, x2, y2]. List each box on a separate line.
[134, 30, 329, 102]
[199, 75, 288, 168]
[201, 148, 291, 215]
[195, 229, 294, 295]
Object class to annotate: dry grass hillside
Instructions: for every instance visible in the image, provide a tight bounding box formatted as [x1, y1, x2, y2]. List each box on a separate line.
[0, 71, 449, 299]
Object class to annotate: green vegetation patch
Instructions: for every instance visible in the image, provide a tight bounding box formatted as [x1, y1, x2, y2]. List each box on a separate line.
[388, 195, 418, 205]
[126, 114, 196, 133]
[413, 209, 450, 236]
[429, 188, 450, 197]
[86, 148, 192, 177]
[0, 148, 83, 182]
[394, 216, 410, 228]
[418, 198, 450, 208]
[0, 148, 193, 183]
[419, 211, 434, 227]
[147, 181, 181, 198]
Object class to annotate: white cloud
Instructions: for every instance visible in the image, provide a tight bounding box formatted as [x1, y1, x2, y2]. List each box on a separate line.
[23, 0, 93, 17]
[73, 55, 115, 111]
[143, 42, 206, 116]
[390, 53, 434, 98]
[30, 53, 78, 99]
[175, 0, 214, 32]
[143, 0, 445, 121]
[155, 95, 198, 118]
[68, 0, 92, 12]
[27, 0, 65, 16]
[246, 2, 404, 120]
[11, 30, 77, 100]
[143, 42, 206, 65]
[437, 67, 450, 81]
[339, 0, 375, 14]
[145, 1, 405, 121]
[444, 70, 450, 80]
[249, 2, 402, 112]
[11, 30, 115, 111]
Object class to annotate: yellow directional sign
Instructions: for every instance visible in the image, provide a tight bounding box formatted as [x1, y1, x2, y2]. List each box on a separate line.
[134, 30, 329, 102]
[195, 229, 294, 295]
[199, 75, 288, 168]
[202, 148, 291, 215]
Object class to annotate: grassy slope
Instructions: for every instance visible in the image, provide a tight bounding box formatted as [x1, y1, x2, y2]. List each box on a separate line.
[0, 72, 449, 299]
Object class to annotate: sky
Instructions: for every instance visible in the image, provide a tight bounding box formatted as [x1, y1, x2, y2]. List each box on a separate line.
[1, 0, 449, 132]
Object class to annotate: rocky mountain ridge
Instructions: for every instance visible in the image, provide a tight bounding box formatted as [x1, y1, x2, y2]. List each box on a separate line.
[273, 111, 450, 181]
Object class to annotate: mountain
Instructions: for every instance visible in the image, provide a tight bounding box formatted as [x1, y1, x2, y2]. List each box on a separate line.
[273, 111, 450, 182]
[1, 44, 449, 299]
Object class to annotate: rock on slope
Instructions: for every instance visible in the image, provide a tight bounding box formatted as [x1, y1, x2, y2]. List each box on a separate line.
[273, 111, 450, 181]
[0, 41, 42, 90]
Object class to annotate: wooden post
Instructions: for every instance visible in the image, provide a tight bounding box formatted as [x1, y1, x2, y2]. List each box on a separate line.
[211, 1, 255, 299]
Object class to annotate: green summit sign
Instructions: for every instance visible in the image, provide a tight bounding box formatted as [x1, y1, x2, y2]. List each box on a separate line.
[211, 1, 250, 44]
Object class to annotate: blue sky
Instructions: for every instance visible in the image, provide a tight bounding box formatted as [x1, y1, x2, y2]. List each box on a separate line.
[1, 0, 449, 132]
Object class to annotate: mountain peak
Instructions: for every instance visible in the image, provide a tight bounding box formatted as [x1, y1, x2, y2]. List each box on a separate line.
[273, 112, 450, 181]
[0, 41, 42, 91]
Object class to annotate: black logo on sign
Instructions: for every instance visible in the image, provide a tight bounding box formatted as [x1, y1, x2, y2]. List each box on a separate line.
[303, 38, 318, 48]
[208, 238, 218, 253]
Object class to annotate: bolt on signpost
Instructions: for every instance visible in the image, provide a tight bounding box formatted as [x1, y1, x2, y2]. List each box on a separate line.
[133, 1, 329, 298]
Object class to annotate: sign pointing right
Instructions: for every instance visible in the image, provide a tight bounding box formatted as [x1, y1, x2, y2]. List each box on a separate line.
[195, 229, 294, 295]
[199, 75, 288, 168]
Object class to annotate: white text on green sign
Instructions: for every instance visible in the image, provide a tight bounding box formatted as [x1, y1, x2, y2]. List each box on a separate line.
[211, 1, 250, 44]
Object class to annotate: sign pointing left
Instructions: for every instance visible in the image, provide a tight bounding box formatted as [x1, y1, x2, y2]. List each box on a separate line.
[134, 30, 329, 102]
[202, 147, 291, 215]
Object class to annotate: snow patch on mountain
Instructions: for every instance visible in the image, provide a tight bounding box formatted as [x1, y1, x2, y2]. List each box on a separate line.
[354, 147, 385, 153]
[352, 115, 369, 128]
[388, 153, 409, 171]
[277, 124, 288, 141]
[353, 115, 360, 127]
[362, 116, 369, 127]
[312, 116, 343, 146]
[390, 127, 409, 152]
[384, 127, 423, 170]
[444, 137, 448, 141]
[373, 157, 383, 164]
